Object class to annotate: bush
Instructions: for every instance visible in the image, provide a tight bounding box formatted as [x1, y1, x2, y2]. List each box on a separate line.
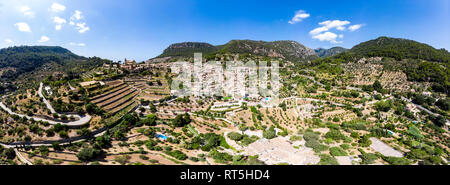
[209, 149, 232, 163]
[85, 103, 103, 115]
[329, 147, 348, 156]
[227, 132, 243, 141]
[189, 157, 199, 162]
[165, 150, 187, 160]
[76, 147, 102, 162]
[263, 126, 276, 139]
[332, 117, 340, 122]
[172, 113, 191, 127]
[318, 154, 338, 165]
[303, 131, 319, 141]
[359, 135, 372, 147]
[141, 114, 157, 126]
[95, 135, 112, 149]
[58, 130, 69, 138]
[375, 100, 393, 112]
[39, 145, 49, 156]
[407, 125, 424, 140]
[382, 156, 411, 165]
[52, 142, 62, 151]
[303, 132, 328, 153]
[350, 132, 359, 138]
[240, 135, 259, 146]
[435, 98, 449, 111]
[360, 153, 379, 164]
[114, 155, 131, 165]
[77, 128, 92, 137]
[324, 129, 345, 141]
[340, 144, 350, 150]
[3, 148, 16, 159]
[139, 155, 149, 160]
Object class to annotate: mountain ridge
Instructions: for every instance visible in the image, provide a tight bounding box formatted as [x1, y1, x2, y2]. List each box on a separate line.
[157, 39, 318, 62]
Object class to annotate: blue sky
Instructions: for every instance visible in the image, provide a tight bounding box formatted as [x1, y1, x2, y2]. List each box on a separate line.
[1, 0, 449, 62]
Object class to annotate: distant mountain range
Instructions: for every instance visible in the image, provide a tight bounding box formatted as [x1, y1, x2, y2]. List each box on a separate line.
[315, 47, 348, 58]
[158, 40, 318, 62]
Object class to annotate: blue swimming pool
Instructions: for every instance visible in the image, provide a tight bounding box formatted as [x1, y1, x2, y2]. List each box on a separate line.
[156, 134, 168, 140]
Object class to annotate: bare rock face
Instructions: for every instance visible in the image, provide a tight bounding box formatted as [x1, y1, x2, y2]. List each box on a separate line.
[219, 39, 318, 61]
[268, 40, 317, 60]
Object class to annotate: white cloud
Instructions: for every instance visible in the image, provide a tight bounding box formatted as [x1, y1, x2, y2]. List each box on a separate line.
[349, 24, 363, 31]
[71, 10, 83, 20]
[14, 22, 31, 32]
[338, 34, 344, 38]
[310, 20, 350, 35]
[68, 10, 90, 33]
[38, 36, 50, 43]
[50, 3, 65, 12]
[52, 16, 66, 24]
[312, 32, 342, 44]
[76, 22, 90, 33]
[310, 26, 329, 35]
[288, 10, 310, 24]
[319, 20, 350, 30]
[52, 16, 66, 30]
[5, 39, 13, 43]
[19, 6, 35, 18]
[69, 42, 85, 46]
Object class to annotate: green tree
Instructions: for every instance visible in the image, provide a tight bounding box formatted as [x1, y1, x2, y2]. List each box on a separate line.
[373, 80, 383, 92]
[172, 113, 191, 127]
[76, 147, 102, 162]
[263, 126, 276, 139]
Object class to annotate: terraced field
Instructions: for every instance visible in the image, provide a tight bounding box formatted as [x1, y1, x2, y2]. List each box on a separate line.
[98, 89, 137, 109]
[87, 80, 138, 117]
[92, 86, 132, 104]
[90, 82, 126, 99]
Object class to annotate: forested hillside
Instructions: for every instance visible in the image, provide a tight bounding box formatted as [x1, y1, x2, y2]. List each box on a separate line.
[350, 36, 450, 62]
[0, 46, 106, 81]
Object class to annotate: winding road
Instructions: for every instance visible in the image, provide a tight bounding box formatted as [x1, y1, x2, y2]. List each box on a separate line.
[0, 82, 91, 127]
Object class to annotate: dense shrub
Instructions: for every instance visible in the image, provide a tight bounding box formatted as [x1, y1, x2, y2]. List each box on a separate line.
[263, 126, 276, 139]
[227, 132, 243, 141]
[329, 147, 348, 156]
[360, 153, 379, 164]
[382, 156, 411, 165]
[76, 147, 103, 162]
[407, 125, 423, 140]
[324, 129, 345, 141]
[318, 154, 339, 165]
[165, 150, 187, 160]
[172, 113, 191, 127]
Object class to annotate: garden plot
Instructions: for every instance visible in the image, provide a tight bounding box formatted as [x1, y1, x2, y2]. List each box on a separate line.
[369, 137, 403, 157]
[243, 136, 320, 165]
